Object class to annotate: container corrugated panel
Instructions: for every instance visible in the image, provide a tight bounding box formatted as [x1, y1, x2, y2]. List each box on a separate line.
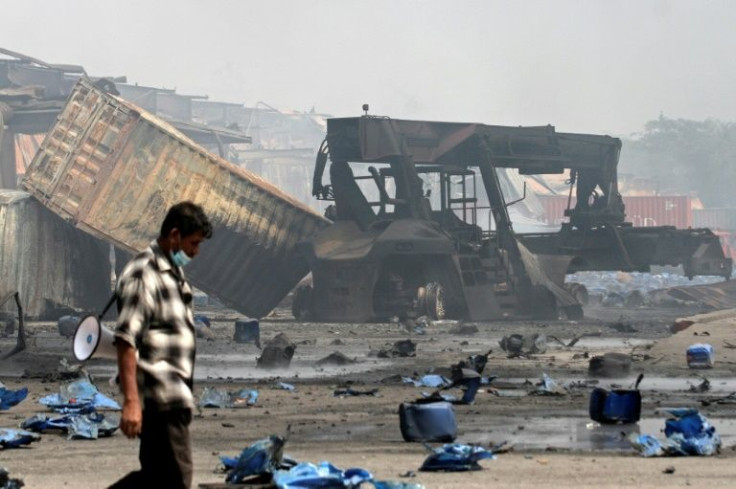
[693, 209, 736, 231]
[21, 79, 329, 318]
[540, 195, 693, 228]
[0, 190, 111, 319]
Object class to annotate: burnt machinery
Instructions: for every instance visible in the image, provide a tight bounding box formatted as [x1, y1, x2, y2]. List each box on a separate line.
[295, 115, 732, 323]
[296, 116, 584, 322]
[513, 132, 732, 280]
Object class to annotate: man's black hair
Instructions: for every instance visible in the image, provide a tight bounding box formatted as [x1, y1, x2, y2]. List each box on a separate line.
[160, 201, 213, 239]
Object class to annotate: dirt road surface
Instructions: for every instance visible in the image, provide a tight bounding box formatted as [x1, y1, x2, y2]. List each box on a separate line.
[2, 303, 736, 488]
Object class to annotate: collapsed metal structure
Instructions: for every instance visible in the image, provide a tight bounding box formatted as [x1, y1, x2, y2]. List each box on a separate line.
[294, 116, 732, 322]
[21, 79, 328, 318]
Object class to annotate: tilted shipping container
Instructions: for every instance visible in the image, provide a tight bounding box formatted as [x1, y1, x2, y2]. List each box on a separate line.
[21, 79, 329, 318]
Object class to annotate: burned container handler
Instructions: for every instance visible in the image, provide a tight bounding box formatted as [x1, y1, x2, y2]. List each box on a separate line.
[109, 202, 212, 489]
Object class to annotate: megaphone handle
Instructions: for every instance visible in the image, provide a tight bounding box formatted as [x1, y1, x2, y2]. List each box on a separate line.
[98, 293, 118, 320]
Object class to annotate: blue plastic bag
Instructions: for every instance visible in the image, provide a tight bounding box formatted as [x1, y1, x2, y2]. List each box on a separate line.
[224, 435, 286, 484]
[419, 443, 495, 472]
[0, 387, 27, 411]
[273, 462, 372, 489]
[0, 428, 40, 448]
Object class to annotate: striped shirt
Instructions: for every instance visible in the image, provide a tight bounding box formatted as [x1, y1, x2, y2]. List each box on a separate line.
[114, 240, 196, 411]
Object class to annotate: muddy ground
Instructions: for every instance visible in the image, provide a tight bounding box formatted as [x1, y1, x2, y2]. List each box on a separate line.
[2, 302, 736, 488]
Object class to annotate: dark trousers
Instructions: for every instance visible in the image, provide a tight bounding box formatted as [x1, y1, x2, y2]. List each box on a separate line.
[109, 406, 193, 489]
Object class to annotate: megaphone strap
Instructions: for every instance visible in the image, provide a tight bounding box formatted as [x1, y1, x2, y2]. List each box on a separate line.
[98, 293, 118, 320]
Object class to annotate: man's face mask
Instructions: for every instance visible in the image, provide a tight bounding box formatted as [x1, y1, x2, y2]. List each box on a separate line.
[170, 249, 192, 268]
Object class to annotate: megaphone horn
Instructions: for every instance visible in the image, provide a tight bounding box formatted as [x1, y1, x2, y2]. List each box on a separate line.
[73, 315, 117, 361]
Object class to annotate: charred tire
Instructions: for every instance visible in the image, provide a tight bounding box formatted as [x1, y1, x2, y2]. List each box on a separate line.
[291, 285, 314, 321]
[563, 282, 589, 306]
[417, 282, 445, 320]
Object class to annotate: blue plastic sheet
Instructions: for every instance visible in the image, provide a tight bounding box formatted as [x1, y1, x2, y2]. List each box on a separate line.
[198, 387, 259, 408]
[629, 409, 721, 457]
[419, 444, 495, 472]
[38, 379, 120, 413]
[21, 412, 119, 440]
[372, 482, 425, 489]
[0, 428, 40, 448]
[224, 435, 287, 484]
[273, 462, 372, 489]
[402, 375, 450, 388]
[0, 387, 27, 411]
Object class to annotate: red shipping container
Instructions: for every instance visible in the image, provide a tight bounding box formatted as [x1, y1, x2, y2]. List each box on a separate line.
[693, 208, 736, 231]
[539, 195, 693, 228]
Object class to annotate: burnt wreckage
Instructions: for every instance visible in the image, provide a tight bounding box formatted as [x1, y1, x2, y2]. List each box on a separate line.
[293, 116, 732, 322]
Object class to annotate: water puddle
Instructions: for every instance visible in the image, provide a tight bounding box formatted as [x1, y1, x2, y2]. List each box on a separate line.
[85, 354, 393, 381]
[461, 416, 736, 452]
[494, 375, 736, 393]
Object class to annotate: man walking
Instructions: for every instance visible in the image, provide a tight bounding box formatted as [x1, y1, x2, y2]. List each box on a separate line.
[109, 201, 212, 489]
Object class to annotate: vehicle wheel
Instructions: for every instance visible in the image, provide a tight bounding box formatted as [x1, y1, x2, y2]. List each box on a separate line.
[418, 282, 445, 320]
[291, 285, 314, 320]
[564, 282, 589, 306]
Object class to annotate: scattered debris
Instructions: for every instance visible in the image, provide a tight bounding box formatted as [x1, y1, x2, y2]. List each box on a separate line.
[399, 401, 457, 442]
[198, 387, 258, 408]
[21, 412, 118, 440]
[402, 375, 451, 389]
[419, 443, 495, 472]
[234, 318, 260, 346]
[39, 379, 120, 414]
[0, 466, 25, 488]
[402, 317, 429, 335]
[629, 408, 721, 457]
[589, 374, 643, 424]
[272, 382, 295, 392]
[0, 428, 40, 449]
[449, 323, 479, 335]
[686, 344, 714, 369]
[377, 340, 416, 358]
[700, 392, 736, 406]
[316, 351, 357, 367]
[689, 377, 711, 393]
[273, 462, 372, 489]
[588, 353, 632, 378]
[221, 433, 289, 484]
[194, 318, 214, 341]
[333, 387, 379, 397]
[663, 466, 676, 474]
[531, 373, 567, 396]
[606, 321, 638, 333]
[499, 334, 547, 357]
[257, 333, 296, 369]
[0, 385, 27, 411]
[57, 315, 80, 338]
[373, 482, 425, 489]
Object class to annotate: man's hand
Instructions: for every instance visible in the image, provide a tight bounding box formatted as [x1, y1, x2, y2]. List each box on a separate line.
[120, 399, 142, 439]
[116, 341, 142, 439]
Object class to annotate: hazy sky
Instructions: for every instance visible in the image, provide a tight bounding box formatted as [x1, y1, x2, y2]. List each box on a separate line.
[3, 0, 735, 136]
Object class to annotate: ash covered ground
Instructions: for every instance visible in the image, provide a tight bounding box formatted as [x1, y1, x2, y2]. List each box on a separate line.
[2, 297, 736, 488]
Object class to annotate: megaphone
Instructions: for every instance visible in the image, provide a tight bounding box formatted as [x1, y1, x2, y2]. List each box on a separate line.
[73, 315, 117, 361]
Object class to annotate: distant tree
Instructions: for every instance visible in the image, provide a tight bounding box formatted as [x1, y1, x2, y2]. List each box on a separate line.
[621, 116, 736, 207]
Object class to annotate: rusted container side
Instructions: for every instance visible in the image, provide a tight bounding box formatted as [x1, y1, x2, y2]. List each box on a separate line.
[540, 195, 693, 228]
[0, 190, 111, 319]
[693, 208, 736, 231]
[22, 79, 329, 318]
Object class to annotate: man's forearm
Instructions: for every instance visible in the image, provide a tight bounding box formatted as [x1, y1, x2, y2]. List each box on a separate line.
[116, 342, 140, 406]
